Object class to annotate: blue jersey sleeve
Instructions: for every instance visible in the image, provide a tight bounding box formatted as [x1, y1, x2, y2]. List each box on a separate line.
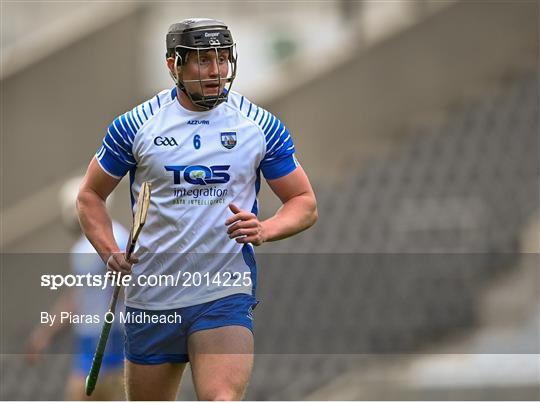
[96, 111, 138, 178]
[258, 112, 298, 180]
[228, 93, 299, 180]
[96, 95, 164, 178]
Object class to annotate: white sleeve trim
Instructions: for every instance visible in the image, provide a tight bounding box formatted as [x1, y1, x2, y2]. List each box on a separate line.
[95, 156, 123, 179]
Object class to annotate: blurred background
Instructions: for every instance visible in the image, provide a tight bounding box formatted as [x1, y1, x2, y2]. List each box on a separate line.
[1, 0, 539, 400]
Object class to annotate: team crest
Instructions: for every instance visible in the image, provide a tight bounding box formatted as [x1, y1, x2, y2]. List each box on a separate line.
[220, 131, 237, 149]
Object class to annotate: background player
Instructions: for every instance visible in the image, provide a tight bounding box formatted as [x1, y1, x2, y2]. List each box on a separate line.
[77, 18, 317, 400]
[27, 177, 129, 400]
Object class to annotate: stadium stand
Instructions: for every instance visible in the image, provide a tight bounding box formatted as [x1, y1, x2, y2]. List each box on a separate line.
[1, 1, 537, 400]
[1, 58, 537, 403]
[234, 71, 538, 400]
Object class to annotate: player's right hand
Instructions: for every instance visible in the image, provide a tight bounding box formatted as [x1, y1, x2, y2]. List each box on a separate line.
[106, 252, 138, 275]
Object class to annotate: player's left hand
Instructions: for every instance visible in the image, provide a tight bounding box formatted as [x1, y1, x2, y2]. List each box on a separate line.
[225, 203, 266, 246]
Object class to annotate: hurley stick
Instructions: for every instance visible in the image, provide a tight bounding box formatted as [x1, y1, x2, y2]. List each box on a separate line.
[85, 182, 151, 396]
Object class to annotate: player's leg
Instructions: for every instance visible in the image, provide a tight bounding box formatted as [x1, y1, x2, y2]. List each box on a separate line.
[89, 330, 126, 400]
[123, 305, 189, 400]
[65, 375, 87, 400]
[69, 338, 125, 400]
[65, 372, 124, 401]
[96, 371, 125, 400]
[188, 325, 254, 400]
[125, 360, 187, 400]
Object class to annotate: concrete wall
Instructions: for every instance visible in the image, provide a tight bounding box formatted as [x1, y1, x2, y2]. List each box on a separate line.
[2, 0, 538, 248]
[1, 7, 148, 249]
[265, 0, 538, 186]
[1, 8, 145, 209]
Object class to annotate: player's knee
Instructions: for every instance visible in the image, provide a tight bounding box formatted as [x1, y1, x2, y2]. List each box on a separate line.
[202, 392, 239, 401]
[199, 385, 244, 401]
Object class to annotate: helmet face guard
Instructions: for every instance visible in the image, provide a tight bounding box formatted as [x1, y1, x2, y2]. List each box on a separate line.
[171, 44, 237, 110]
[166, 19, 238, 110]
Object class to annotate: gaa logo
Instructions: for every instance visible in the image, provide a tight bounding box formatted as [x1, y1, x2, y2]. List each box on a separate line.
[154, 136, 178, 146]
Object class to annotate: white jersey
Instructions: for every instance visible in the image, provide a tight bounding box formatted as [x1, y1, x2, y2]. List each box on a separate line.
[72, 221, 129, 336]
[96, 88, 298, 310]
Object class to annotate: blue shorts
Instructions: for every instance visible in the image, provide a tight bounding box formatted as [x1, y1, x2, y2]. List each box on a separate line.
[73, 329, 124, 375]
[125, 293, 258, 365]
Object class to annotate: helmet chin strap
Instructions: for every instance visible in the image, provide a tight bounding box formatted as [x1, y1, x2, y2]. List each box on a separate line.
[172, 52, 225, 111]
[182, 89, 224, 110]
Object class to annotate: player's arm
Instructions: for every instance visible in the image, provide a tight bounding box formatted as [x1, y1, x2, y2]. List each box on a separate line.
[263, 165, 317, 241]
[226, 166, 317, 245]
[26, 288, 76, 361]
[77, 157, 134, 273]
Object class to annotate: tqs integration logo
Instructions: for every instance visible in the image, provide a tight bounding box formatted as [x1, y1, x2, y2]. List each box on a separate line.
[165, 165, 231, 185]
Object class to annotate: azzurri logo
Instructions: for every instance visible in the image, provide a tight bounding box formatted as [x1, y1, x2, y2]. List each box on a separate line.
[187, 120, 210, 125]
[165, 165, 230, 185]
[154, 136, 178, 146]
